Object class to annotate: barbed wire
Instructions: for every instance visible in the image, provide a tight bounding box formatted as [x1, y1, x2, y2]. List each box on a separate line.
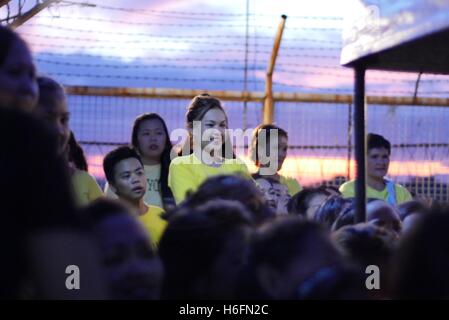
[30, 42, 340, 59]
[37, 58, 449, 86]
[36, 58, 256, 71]
[46, 71, 265, 83]
[37, 52, 245, 64]
[278, 52, 339, 59]
[21, 23, 343, 45]
[31, 15, 279, 29]
[275, 67, 449, 83]
[21, 31, 340, 51]
[59, 2, 343, 20]
[273, 81, 419, 95]
[31, 15, 341, 30]
[285, 26, 342, 31]
[275, 81, 449, 95]
[21, 23, 271, 39]
[278, 61, 449, 80]
[28, 42, 273, 55]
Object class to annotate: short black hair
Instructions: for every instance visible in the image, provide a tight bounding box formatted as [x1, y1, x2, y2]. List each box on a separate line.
[103, 146, 143, 185]
[287, 187, 330, 216]
[250, 217, 329, 271]
[397, 200, 428, 221]
[0, 26, 24, 66]
[36, 76, 66, 109]
[250, 123, 288, 167]
[159, 199, 253, 299]
[179, 174, 274, 225]
[82, 198, 130, 226]
[367, 133, 391, 154]
[314, 196, 354, 230]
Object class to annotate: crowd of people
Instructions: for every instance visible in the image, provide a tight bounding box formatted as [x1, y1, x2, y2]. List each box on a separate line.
[1, 25, 449, 300]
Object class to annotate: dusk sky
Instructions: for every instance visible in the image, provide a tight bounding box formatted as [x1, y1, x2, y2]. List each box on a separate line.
[2, 0, 449, 186]
[3, 0, 449, 96]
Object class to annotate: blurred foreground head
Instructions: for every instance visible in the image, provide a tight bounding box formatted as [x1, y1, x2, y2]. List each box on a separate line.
[176, 174, 274, 225]
[159, 199, 253, 299]
[84, 199, 163, 300]
[0, 108, 106, 299]
[242, 217, 365, 299]
[391, 206, 449, 299]
[0, 26, 38, 112]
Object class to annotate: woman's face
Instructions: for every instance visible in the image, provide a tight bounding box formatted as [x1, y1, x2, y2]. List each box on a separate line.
[137, 118, 167, 161]
[195, 108, 227, 154]
[35, 91, 71, 155]
[94, 214, 164, 300]
[0, 39, 38, 112]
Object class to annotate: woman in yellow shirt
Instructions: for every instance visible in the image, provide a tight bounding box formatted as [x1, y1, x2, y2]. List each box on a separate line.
[168, 94, 251, 204]
[35, 76, 103, 207]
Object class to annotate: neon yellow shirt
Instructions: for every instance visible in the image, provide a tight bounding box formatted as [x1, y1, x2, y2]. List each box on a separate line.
[104, 164, 163, 208]
[168, 153, 251, 204]
[279, 175, 302, 196]
[138, 204, 167, 248]
[72, 169, 103, 207]
[339, 180, 412, 204]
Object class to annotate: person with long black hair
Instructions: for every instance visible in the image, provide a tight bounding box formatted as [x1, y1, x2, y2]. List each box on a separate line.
[105, 113, 175, 210]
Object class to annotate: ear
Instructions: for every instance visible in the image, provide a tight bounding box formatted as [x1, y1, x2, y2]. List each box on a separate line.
[256, 265, 281, 299]
[109, 183, 118, 195]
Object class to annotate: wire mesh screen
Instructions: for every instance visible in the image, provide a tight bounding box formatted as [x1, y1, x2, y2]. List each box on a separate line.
[69, 95, 263, 187]
[68, 93, 449, 203]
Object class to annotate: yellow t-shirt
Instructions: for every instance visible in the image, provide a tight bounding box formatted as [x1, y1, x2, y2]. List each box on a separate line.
[339, 180, 412, 204]
[279, 175, 302, 196]
[168, 153, 252, 204]
[104, 164, 163, 208]
[72, 169, 103, 207]
[138, 204, 167, 248]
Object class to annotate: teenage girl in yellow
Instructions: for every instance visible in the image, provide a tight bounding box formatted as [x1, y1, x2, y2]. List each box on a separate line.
[168, 94, 251, 204]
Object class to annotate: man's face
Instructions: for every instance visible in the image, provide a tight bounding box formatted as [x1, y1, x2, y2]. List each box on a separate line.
[367, 147, 390, 180]
[111, 158, 147, 201]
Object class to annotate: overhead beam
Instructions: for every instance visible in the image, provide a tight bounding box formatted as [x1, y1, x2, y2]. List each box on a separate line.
[64, 86, 449, 107]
